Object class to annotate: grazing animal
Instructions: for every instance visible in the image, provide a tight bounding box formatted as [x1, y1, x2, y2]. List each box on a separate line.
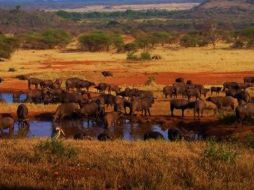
[17, 104, 28, 121]
[170, 99, 195, 117]
[211, 87, 222, 95]
[28, 78, 42, 89]
[144, 131, 164, 140]
[194, 100, 206, 119]
[54, 103, 80, 122]
[163, 86, 175, 98]
[102, 71, 113, 77]
[236, 103, 254, 123]
[206, 96, 237, 111]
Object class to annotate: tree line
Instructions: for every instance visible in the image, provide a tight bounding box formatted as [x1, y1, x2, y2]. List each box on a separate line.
[1, 26, 254, 60]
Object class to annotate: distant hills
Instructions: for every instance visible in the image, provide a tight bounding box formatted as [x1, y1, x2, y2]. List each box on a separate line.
[197, 0, 254, 10]
[0, 0, 203, 9]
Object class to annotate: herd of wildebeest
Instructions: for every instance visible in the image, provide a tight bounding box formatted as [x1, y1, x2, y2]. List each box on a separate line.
[1, 73, 254, 140]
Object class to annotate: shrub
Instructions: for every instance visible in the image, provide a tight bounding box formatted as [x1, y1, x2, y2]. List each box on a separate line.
[0, 35, 19, 59]
[180, 33, 209, 48]
[232, 40, 245, 49]
[34, 138, 78, 162]
[127, 51, 139, 60]
[8, 68, 16, 72]
[203, 140, 238, 163]
[140, 51, 152, 60]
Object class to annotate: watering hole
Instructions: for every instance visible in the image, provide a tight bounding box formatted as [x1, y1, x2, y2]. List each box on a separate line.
[1, 119, 203, 140]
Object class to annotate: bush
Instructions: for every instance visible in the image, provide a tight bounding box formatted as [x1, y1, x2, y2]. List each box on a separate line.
[203, 140, 238, 163]
[8, 68, 16, 72]
[124, 43, 137, 52]
[180, 33, 209, 48]
[140, 51, 152, 60]
[127, 51, 139, 60]
[232, 40, 245, 49]
[20, 29, 71, 49]
[145, 76, 156, 86]
[34, 138, 78, 162]
[79, 31, 123, 52]
[0, 35, 19, 59]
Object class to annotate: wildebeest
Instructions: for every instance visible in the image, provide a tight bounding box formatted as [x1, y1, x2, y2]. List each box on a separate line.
[131, 97, 154, 116]
[201, 88, 210, 98]
[78, 80, 95, 92]
[223, 82, 240, 91]
[186, 88, 201, 100]
[102, 71, 113, 77]
[194, 100, 206, 119]
[236, 103, 254, 123]
[211, 87, 222, 95]
[54, 103, 81, 122]
[144, 131, 164, 140]
[28, 78, 43, 89]
[244, 76, 254, 84]
[95, 83, 108, 93]
[175, 78, 184, 83]
[206, 96, 238, 111]
[65, 77, 81, 91]
[170, 99, 195, 117]
[0, 114, 14, 136]
[108, 84, 121, 94]
[163, 86, 175, 98]
[26, 90, 42, 104]
[80, 101, 104, 122]
[40, 80, 54, 89]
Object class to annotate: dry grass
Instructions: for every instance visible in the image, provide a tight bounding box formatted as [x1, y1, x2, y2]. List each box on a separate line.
[0, 139, 253, 190]
[1, 44, 254, 79]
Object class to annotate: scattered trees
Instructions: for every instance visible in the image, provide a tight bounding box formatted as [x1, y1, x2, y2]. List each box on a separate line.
[20, 29, 71, 49]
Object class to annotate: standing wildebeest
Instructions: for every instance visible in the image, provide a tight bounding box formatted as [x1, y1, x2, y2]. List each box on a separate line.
[186, 88, 201, 100]
[28, 78, 43, 89]
[80, 101, 104, 123]
[223, 82, 240, 91]
[201, 88, 210, 98]
[0, 114, 14, 136]
[40, 80, 54, 89]
[54, 103, 81, 122]
[108, 84, 121, 94]
[236, 103, 254, 123]
[206, 96, 237, 111]
[65, 77, 82, 91]
[53, 79, 62, 89]
[194, 100, 206, 119]
[102, 71, 113, 77]
[95, 83, 109, 93]
[173, 82, 186, 98]
[244, 77, 254, 84]
[175, 78, 185, 83]
[131, 97, 154, 116]
[26, 90, 42, 104]
[211, 87, 222, 95]
[144, 131, 164, 140]
[163, 86, 175, 98]
[78, 80, 95, 92]
[170, 99, 195, 117]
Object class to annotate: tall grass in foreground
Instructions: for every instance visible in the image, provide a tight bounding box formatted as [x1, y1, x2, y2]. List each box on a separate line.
[0, 139, 253, 190]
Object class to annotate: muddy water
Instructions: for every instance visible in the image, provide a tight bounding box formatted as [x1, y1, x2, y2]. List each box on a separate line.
[0, 119, 186, 140]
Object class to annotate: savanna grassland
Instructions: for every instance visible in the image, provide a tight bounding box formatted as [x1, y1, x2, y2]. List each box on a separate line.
[0, 139, 254, 190]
